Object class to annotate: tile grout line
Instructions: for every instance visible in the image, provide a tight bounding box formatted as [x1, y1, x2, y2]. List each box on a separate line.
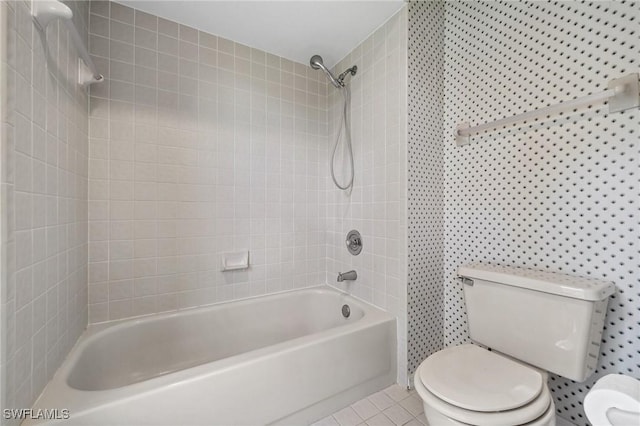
[312, 384, 426, 426]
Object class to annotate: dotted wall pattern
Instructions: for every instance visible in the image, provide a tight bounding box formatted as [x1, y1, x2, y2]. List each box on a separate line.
[440, 1, 639, 425]
[407, 0, 445, 379]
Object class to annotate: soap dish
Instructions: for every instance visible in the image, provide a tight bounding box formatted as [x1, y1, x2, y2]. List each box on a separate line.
[221, 251, 249, 271]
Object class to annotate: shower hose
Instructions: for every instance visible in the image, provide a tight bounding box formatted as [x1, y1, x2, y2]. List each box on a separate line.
[331, 84, 354, 191]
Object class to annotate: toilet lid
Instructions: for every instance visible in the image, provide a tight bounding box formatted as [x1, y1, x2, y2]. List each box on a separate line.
[419, 344, 544, 412]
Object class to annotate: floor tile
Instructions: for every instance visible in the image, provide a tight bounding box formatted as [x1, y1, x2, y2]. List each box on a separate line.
[333, 406, 364, 426]
[324, 385, 428, 426]
[382, 405, 413, 426]
[383, 384, 412, 402]
[368, 391, 395, 411]
[351, 397, 380, 420]
[399, 395, 423, 416]
[415, 413, 428, 425]
[366, 413, 395, 426]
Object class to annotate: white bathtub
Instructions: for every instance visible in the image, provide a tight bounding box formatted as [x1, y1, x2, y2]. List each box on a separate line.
[27, 286, 396, 425]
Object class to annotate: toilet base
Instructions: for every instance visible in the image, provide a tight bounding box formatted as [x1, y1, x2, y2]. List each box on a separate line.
[422, 399, 556, 426]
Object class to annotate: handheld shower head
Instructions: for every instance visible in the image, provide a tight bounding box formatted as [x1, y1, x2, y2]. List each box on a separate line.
[309, 54, 358, 191]
[309, 55, 342, 88]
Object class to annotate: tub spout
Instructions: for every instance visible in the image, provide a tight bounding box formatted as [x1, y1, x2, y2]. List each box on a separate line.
[337, 270, 357, 282]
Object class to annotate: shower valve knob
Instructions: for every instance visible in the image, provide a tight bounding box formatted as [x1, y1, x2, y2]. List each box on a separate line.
[346, 230, 362, 255]
[346, 235, 360, 248]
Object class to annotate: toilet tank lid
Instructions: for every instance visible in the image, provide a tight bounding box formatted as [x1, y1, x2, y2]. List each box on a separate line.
[458, 263, 615, 301]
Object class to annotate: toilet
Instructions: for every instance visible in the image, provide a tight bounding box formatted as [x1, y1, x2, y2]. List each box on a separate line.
[414, 263, 615, 426]
[584, 374, 640, 426]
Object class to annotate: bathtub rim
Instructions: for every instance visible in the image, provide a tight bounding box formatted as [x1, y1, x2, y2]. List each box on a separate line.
[88, 284, 369, 331]
[30, 285, 396, 420]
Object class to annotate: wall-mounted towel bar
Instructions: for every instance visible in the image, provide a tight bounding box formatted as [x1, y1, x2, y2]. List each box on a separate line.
[32, 0, 103, 86]
[455, 73, 639, 147]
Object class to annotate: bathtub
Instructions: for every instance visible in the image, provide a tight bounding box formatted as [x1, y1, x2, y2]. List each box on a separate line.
[27, 286, 396, 425]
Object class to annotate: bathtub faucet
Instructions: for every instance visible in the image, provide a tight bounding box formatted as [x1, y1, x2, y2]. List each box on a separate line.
[337, 270, 357, 282]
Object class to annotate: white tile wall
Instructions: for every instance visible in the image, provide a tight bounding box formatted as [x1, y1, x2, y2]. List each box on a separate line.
[0, 0, 90, 415]
[87, 2, 329, 322]
[325, 8, 408, 385]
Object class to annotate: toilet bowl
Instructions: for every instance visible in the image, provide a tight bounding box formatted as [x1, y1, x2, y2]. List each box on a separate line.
[584, 374, 640, 426]
[414, 344, 555, 426]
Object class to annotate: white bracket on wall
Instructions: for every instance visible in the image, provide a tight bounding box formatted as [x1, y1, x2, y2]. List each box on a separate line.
[607, 73, 640, 113]
[32, 0, 104, 86]
[455, 123, 470, 147]
[455, 72, 640, 147]
[455, 276, 474, 286]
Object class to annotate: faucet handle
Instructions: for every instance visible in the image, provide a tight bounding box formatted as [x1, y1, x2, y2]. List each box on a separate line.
[346, 230, 362, 255]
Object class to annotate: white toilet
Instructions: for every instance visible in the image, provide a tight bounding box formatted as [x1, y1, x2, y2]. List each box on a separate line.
[584, 374, 640, 426]
[414, 263, 615, 426]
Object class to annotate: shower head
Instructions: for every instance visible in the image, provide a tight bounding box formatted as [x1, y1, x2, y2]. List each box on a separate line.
[309, 54, 342, 88]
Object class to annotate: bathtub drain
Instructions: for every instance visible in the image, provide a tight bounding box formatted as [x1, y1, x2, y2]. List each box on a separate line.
[342, 304, 351, 318]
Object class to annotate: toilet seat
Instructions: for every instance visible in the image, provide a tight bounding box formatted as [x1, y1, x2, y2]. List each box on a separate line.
[420, 344, 544, 412]
[415, 345, 553, 426]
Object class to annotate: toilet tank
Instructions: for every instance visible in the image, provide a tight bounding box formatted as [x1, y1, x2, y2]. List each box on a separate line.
[459, 263, 615, 382]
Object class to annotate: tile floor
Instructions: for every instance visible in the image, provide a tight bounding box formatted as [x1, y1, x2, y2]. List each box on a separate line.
[314, 384, 577, 426]
[312, 385, 426, 426]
